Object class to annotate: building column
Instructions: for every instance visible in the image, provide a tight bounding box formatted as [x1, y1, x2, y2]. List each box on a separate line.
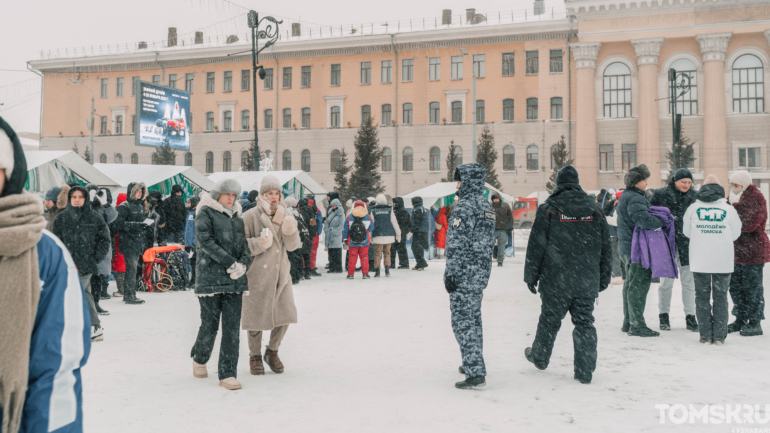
[696, 32, 732, 185]
[631, 37, 665, 188]
[570, 41, 602, 190]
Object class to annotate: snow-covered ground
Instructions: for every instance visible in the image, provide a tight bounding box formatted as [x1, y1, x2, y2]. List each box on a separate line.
[85, 253, 768, 432]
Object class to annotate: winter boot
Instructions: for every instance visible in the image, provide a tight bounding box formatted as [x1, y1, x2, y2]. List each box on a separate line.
[100, 281, 111, 300]
[455, 376, 486, 389]
[362, 274, 371, 280]
[659, 313, 671, 331]
[303, 269, 311, 280]
[113, 272, 125, 297]
[91, 326, 104, 342]
[574, 373, 592, 384]
[219, 377, 242, 390]
[374, 268, 381, 278]
[310, 269, 323, 277]
[193, 360, 208, 378]
[628, 326, 660, 337]
[713, 340, 725, 346]
[347, 275, 354, 280]
[250, 355, 265, 375]
[497, 262, 503, 267]
[621, 321, 631, 333]
[385, 267, 390, 277]
[686, 315, 699, 332]
[95, 303, 110, 316]
[699, 338, 712, 344]
[728, 319, 746, 334]
[524, 347, 546, 370]
[264, 348, 284, 373]
[740, 319, 763, 337]
[124, 293, 145, 305]
[458, 366, 465, 375]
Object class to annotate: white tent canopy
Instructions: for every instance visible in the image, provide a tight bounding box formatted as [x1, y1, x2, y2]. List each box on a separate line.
[24, 151, 120, 193]
[94, 164, 214, 197]
[207, 170, 327, 199]
[401, 182, 515, 209]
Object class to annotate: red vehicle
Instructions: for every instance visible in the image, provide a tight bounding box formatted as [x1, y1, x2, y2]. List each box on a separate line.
[156, 118, 186, 137]
[512, 198, 538, 229]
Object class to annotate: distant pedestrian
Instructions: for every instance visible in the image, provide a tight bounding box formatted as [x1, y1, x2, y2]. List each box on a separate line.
[43, 184, 69, 231]
[184, 195, 200, 286]
[162, 184, 187, 243]
[391, 197, 411, 270]
[324, 198, 345, 273]
[491, 194, 514, 266]
[369, 194, 401, 277]
[409, 197, 430, 271]
[343, 200, 374, 279]
[114, 182, 149, 305]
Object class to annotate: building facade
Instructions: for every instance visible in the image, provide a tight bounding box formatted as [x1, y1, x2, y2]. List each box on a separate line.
[30, 0, 770, 198]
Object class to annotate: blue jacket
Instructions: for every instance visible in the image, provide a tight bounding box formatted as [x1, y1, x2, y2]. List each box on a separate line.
[410, 198, 430, 233]
[370, 204, 396, 237]
[184, 209, 196, 246]
[21, 230, 91, 433]
[315, 208, 324, 237]
[343, 206, 374, 247]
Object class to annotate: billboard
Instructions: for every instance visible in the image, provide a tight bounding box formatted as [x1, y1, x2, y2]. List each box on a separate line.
[135, 81, 190, 150]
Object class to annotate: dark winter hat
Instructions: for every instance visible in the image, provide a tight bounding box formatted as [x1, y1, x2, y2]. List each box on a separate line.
[491, 193, 501, 201]
[44, 186, 62, 202]
[172, 184, 184, 195]
[556, 165, 580, 186]
[624, 164, 651, 188]
[189, 196, 200, 209]
[247, 190, 259, 202]
[0, 116, 27, 197]
[673, 168, 693, 183]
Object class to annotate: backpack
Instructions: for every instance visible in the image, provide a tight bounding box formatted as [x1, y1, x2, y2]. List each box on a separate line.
[349, 216, 367, 244]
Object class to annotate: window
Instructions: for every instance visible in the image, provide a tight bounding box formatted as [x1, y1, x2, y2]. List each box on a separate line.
[283, 108, 292, 129]
[206, 112, 214, 131]
[733, 54, 764, 114]
[131, 114, 136, 133]
[502, 53, 515, 77]
[185, 74, 194, 93]
[526, 145, 539, 171]
[241, 70, 250, 91]
[282, 67, 292, 89]
[331, 64, 341, 86]
[402, 103, 413, 125]
[205, 152, 214, 173]
[381, 147, 392, 172]
[331, 149, 341, 172]
[604, 62, 632, 118]
[168, 74, 177, 89]
[115, 153, 122, 164]
[429, 57, 441, 81]
[503, 99, 514, 121]
[99, 154, 107, 164]
[241, 110, 250, 130]
[622, 144, 636, 171]
[132, 77, 139, 96]
[402, 59, 413, 82]
[527, 98, 538, 120]
[403, 147, 413, 172]
[473, 54, 485, 78]
[381, 61, 392, 83]
[223, 111, 232, 131]
[131, 153, 138, 164]
[263, 68, 273, 90]
[503, 145, 515, 171]
[382, 104, 392, 126]
[223, 151, 231, 172]
[361, 105, 371, 124]
[264, 109, 273, 129]
[302, 108, 310, 128]
[429, 102, 440, 124]
[152, 75, 160, 85]
[451, 56, 463, 80]
[116, 77, 124, 97]
[331, 106, 340, 127]
[282, 150, 292, 170]
[100, 79, 108, 98]
[361, 62, 371, 85]
[151, 153, 159, 165]
[550, 49, 563, 73]
[739, 147, 761, 168]
[301, 66, 311, 88]
[115, 115, 123, 134]
[476, 100, 485, 123]
[301, 149, 311, 172]
[455, 147, 464, 166]
[206, 72, 215, 92]
[223, 71, 232, 92]
[241, 151, 249, 171]
[600, 144, 614, 172]
[670, 59, 697, 116]
[452, 101, 463, 123]
[185, 152, 192, 166]
[99, 116, 108, 134]
[551, 97, 563, 120]
[526, 51, 539, 75]
[429, 147, 440, 171]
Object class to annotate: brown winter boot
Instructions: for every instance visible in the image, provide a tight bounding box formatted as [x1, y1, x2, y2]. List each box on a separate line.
[193, 360, 208, 378]
[250, 355, 265, 375]
[263, 348, 284, 373]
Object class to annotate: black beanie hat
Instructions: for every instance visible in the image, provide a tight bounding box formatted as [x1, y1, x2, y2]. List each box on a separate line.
[555, 165, 580, 186]
[672, 168, 693, 183]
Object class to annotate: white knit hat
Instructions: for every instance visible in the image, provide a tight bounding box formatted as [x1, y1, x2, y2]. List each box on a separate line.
[729, 170, 752, 189]
[284, 197, 298, 208]
[210, 178, 242, 200]
[376, 194, 387, 205]
[260, 175, 282, 195]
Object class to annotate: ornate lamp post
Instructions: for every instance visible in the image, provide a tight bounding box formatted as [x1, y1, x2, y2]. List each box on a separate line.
[668, 68, 691, 169]
[247, 11, 281, 171]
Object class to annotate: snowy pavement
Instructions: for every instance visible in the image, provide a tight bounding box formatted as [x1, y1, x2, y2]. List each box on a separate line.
[86, 254, 768, 432]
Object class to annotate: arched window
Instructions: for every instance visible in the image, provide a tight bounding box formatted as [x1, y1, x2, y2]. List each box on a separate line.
[503, 99, 514, 121]
[264, 109, 273, 129]
[671, 58, 697, 115]
[402, 103, 413, 125]
[206, 112, 215, 131]
[282, 150, 292, 170]
[526, 145, 539, 171]
[151, 153, 159, 165]
[452, 101, 463, 123]
[114, 153, 122, 164]
[476, 100, 485, 123]
[526, 98, 538, 120]
[223, 151, 232, 172]
[330, 149, 341, 172]
[429, 147, 441, 171]
[301, 149, 311, 172]
[503, 145, 515, 171]
[131, 153, 138, 164]
[99, 153, 107, 164]
[454, 146, 463, 166]
[381, 147, 392, 172]
[283, 108, 292, 129]
[115, 115, 123, 135]
[302, 108, 310, 128]
[223, 111, 232, 131]
[429, 102, 440, 124]
[361, 105, 371, 124]
[205, 151, 214, 173]
[381, 104, 392, 126]
[733, 54, 764, 114]
[330, 106, 341, 127]
[185, 152, 192, 167]
[241, 151, 249, 170]
[550, 97, 563, 120]
[402, 147, 413, 172]
[603, 62, 632, 118]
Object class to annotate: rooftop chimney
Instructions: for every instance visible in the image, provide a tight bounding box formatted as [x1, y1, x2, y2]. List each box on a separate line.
[442, 9, 452, 25]
[292, 23, 301, 37]
[167, 27, 177, 47]
[195, 31, 203, 44]
[138, 41, 148, 50]
[466, 8, 475, 23]
[226, 35, 239, 44]
[534, 0, 545, 15]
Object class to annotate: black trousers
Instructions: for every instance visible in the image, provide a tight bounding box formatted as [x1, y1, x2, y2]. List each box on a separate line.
[191, 292, 243, 380]
[123, 253, 142, 298]
[411, 232, 428, 269]
[531, 293, 597, 380]
[392, 233, 409, 268]
[328, 248, 343, 273]
[730, 263, 765, 321]
[288, 250, 303, 281]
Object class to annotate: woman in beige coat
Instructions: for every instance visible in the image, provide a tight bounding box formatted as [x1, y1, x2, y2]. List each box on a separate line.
[241, 175, 301, 376]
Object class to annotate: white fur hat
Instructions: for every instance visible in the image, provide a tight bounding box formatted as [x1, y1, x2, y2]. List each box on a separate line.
[210, 178, 242, 200]
[260, 175, 282, 195]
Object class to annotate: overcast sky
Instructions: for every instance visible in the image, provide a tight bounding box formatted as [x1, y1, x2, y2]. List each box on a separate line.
[0, 0, 563, 135]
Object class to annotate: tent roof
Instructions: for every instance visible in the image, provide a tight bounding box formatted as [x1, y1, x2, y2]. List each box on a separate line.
[401, 182, 515, 208]
[24, 151, 120, 188]
[93, 164, 214, 191]
[207, 170, 328, 195]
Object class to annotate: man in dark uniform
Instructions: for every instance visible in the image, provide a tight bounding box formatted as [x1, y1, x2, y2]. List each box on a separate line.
[523, 166, 612, 384]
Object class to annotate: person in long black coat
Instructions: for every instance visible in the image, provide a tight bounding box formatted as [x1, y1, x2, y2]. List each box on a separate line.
[114, 182, 149, 305]
[391, 197, 411, 269]
[297, 198, 316, 279]
[162, 184, 187, 243]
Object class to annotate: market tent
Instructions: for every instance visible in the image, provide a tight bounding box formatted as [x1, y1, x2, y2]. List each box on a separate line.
[24, 151, 120, 192]
[94, 163, 214, 197]
[207, 170, 327, 200]
[401, 182, 515, 209]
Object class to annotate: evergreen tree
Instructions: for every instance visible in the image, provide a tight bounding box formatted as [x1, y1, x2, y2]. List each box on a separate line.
[153, 141, 177, 165]
[333, 147, 352, 203]
[241, 141, 261, 171]
[545, 135, 574, 193]
[347, 116, 384, 199]
[82, 146, 91, 164]
[441, 140, 459, 182]
[665, 132, 696, 182]
[477, 125, 501, 189]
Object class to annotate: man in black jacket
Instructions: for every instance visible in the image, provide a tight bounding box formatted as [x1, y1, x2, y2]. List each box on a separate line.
[523, 166, 611, 384]
[391, 197, 411, 270]
[114, 182, 149, 304]
[409, 196, 430, 270]
[163, 184, 187, 243]
[491, 194, 514, 266]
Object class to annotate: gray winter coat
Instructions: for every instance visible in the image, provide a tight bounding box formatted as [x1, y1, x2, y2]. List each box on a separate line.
[324, 199, 345, 249]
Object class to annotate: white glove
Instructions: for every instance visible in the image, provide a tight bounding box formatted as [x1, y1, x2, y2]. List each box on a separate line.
[258, 229, 273, 250]
[229, 262, 247, 280]
[407, 233, 413, 240]
[227, 262, 238, 274]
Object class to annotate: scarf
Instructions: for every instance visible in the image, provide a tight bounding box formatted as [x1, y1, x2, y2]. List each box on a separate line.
[258, 196, 285, 226]
[0, 191, 46, 433]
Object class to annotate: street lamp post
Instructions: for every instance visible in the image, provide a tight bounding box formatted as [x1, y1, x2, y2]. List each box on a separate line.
[69, 78, 95, 164]
[668, 68, 691, 171]
[460, 48, 477, 163]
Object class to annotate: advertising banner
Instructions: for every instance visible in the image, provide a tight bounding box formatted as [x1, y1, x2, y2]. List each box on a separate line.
[135, 81, 190, 150]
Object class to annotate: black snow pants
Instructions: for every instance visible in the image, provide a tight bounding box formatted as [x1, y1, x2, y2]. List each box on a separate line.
[288, 250, 303, 282]
[730, 264, 765, 321]
[191, 292, 243, 380]
[392, 233, 409, 268]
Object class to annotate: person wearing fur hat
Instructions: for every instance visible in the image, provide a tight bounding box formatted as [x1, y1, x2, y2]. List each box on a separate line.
[727, 170, 769, 337]
[43, 184, 70, 231]
[241, 175, 301, 377]
[114, 182, 149, 305]
[616, 164, 664, 337]
[191, 178, 251, 390]
[343, 200, 375, 279]
[162, 184, 187, 243]
[85, 183, 118, 314]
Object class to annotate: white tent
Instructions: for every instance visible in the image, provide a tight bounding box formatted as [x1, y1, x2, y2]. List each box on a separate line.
[93, 164, 214, 197]
[401, 182, 516, 209]
[24, 151, 120, 193]
[207, 170, 327, 200]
